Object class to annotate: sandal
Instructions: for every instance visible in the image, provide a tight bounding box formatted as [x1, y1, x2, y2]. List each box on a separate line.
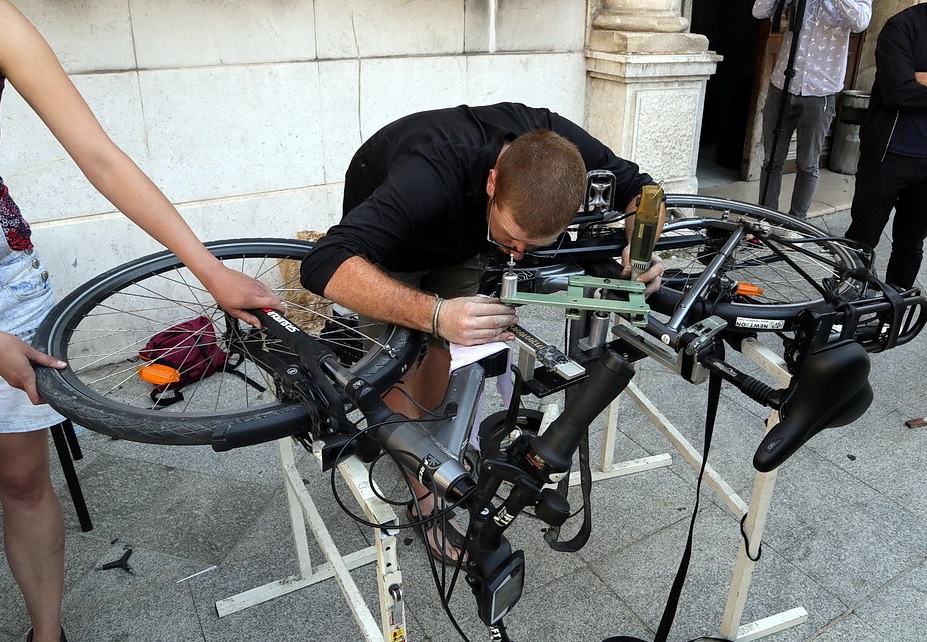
[405, 498, 468, 565]
[25, 628, 67, 642]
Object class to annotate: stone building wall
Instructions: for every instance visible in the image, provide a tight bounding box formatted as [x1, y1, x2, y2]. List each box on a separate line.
[1, 0, 590, 293]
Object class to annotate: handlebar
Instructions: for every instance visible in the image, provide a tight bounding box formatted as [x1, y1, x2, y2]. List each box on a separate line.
[250, 308, 477, 501]
[460, 348, 636, 627]
[529, 349, 635, 478]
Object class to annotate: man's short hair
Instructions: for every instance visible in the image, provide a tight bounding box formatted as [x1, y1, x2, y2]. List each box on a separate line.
[494, 129, 586, 238]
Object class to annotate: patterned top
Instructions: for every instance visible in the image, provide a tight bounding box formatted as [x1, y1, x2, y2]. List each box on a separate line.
[0, 75, 34, 253]
[753, 0, 872, 97]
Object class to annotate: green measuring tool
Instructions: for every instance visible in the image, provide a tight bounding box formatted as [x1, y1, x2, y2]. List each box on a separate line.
[500, 272, 649, 327]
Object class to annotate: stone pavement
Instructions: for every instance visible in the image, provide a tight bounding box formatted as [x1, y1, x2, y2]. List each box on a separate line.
[699, 167, 859, 223]
[1, 170, 925, 642]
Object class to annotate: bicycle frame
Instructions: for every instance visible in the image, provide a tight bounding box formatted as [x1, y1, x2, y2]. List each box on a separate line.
[241, 306, 640, 633]
[242, 289, 878, 641]
[30, 192, 926, 639]
[209, 193, 926, 638]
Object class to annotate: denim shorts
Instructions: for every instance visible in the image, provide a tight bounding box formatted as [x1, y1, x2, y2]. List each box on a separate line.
[0, 247, 65, 432]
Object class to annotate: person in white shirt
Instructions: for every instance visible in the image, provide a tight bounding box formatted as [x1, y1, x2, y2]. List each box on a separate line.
[753, 0, 872, 219]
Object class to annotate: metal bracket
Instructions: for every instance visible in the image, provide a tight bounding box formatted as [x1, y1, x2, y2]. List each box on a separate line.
[611, 318, 709, 384]
[509, 324, 585, 382]
[501, 274, 649, 326]
[684, 316, 729, 355]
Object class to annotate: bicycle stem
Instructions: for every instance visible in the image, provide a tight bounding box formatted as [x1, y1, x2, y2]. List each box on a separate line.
[474, 348, 635, 553]
[460, 348, 635, 628]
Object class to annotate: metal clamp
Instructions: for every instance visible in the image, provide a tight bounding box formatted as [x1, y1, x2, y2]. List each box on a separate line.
[501, 274, 649, 327]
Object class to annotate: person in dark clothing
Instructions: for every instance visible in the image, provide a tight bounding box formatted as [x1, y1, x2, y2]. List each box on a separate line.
[300, 102, 664, 562]
[845, 4, 927, 290]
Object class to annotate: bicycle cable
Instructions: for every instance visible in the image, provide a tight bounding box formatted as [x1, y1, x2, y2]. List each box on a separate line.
[321, 416, 473, 531]
[381, 381, 453, 420]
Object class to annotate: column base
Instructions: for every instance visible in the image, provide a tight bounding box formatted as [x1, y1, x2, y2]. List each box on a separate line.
[585, 35, 720, 194]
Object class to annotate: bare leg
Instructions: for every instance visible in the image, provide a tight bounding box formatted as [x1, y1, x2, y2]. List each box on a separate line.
[0, 429, 64, 642]
[383, 344, 451, 418]
[383, 346, 465, 561]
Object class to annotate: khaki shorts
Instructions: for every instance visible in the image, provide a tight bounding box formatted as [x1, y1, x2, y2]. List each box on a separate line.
[364, 256, 482, 349]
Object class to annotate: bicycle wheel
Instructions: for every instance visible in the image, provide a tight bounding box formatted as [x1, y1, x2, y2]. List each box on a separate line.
[583, 195, 866, 332]
[34, 238, 422, 447]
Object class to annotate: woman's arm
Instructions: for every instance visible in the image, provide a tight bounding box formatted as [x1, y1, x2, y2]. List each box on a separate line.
[0, 0, 282, 326]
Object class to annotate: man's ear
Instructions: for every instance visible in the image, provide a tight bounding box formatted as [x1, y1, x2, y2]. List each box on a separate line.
[486, 167, 497, 198]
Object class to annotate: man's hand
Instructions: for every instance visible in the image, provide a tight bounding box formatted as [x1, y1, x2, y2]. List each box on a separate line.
[916, 71, 927, 87]
[200, 265, 285, 328]
[0, 331, 67, 404]
[437, 296, 519, 346]
[620, 247, 664, 297]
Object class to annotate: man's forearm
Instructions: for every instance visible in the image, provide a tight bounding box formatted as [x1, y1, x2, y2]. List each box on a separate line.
[322, 256, 435, 333]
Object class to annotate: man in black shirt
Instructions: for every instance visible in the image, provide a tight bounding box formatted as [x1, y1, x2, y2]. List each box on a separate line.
[300, 102, 663, 562]
[845, 4, 927, 290]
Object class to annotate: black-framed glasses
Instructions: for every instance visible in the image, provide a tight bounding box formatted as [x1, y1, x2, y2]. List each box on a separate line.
[486, 197, 566, 259]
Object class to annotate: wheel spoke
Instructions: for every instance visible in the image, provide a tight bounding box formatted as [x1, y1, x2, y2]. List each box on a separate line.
[33, 239, 420, 446]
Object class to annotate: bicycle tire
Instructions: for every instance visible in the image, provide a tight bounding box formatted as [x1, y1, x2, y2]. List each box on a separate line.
[582, 194, 866, 331]
[34, 238, 422, 447]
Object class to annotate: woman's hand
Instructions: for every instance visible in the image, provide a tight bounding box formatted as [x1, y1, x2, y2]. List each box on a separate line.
[0, 332, 67, 404]
[200, 264, 286, 327]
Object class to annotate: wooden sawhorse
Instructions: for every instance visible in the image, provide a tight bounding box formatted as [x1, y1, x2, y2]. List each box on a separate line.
[562, 335, 807, 641]
[215, 438, 406, 641]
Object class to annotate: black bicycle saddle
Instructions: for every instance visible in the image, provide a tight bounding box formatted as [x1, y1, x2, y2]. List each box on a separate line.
[753, 339, 872, 472]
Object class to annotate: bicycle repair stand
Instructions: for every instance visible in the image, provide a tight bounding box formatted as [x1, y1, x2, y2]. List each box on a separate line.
[612, 326, 807, 640]
[503, 281, 808, 642]
[215, 438, 406, 642]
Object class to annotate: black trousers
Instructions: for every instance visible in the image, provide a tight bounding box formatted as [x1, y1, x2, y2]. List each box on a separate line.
[846, 152, 927, 289]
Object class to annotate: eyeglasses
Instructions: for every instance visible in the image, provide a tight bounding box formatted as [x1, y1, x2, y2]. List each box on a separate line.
[486, 198, 566, 259]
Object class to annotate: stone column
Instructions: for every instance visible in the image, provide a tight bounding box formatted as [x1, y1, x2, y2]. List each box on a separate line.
[593, 0, 689, 33]
[585, 0, 721, 194]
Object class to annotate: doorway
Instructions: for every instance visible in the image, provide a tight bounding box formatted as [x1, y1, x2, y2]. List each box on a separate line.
[691, 1, 760, 187]
[690, 1, 867, 187]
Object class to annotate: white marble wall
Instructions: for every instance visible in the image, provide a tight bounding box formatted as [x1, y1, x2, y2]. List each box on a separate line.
[0, 0, 587, 295]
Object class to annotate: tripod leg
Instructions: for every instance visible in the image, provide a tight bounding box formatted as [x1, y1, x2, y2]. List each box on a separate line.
[49, 421, 93, 532]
